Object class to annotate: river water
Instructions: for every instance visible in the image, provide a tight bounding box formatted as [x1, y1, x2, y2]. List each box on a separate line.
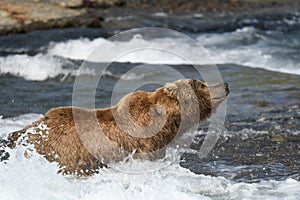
[0, 12, 299, 199]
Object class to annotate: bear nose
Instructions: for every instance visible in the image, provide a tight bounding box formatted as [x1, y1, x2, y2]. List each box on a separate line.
[224, 83, 229, 95]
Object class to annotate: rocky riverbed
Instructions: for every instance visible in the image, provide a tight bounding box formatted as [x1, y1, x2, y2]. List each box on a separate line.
[0, 0, 299, 35]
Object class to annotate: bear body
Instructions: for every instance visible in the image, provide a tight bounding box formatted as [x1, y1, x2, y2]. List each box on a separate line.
[7, 79, 229, 176]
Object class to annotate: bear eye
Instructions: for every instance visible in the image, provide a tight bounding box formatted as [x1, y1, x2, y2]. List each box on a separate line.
[201, 83, 206, 89]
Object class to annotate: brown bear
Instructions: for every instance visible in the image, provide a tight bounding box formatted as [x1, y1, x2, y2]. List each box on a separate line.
[6, 79, 229, 176]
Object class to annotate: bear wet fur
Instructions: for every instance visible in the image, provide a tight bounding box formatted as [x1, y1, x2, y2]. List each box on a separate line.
[7, 79, 229, 176]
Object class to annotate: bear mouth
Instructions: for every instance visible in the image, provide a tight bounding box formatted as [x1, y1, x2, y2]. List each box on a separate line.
[212, 95, 227, 100]
[210, 82, 229, 102]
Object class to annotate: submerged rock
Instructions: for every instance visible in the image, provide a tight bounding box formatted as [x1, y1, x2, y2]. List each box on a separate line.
[0, 0, 102, 35]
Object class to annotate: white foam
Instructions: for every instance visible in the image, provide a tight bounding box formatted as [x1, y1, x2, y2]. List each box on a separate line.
[47, 37, 107, 61]
[197, 27, 300, 75]
[208, 47, 300, 75]
[1, 114, 300, 200]
[0, 53, 99, 81]
[0, 54, 66, 81]
[48, 36, 207, 65]
[152, 12, 168, 17]
[1, 148, 300, 200]
[1, 27, 299, 81]
[0, 113, 43, 138]
[46, 27, 300, 75]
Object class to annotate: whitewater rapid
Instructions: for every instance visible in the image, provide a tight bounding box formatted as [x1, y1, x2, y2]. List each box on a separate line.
[1, 114, 300, 200]
[0, 25, 299, 199]
[0, 27, 299, 81]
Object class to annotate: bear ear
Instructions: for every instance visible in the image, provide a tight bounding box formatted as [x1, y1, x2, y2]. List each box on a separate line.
[165, 82, 177, 91]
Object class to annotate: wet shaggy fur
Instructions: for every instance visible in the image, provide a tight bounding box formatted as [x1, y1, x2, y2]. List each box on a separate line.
[6, 79, 229, 176]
